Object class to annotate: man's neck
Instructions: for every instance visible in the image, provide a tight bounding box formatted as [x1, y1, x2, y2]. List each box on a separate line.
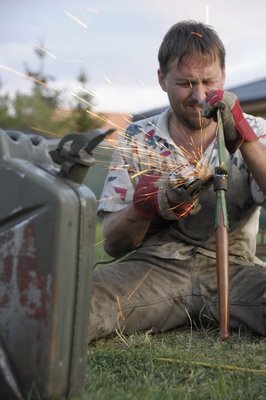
[168, 112, 217, 156]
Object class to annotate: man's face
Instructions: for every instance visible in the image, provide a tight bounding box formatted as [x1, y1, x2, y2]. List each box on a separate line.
[158, 55, 226, 130]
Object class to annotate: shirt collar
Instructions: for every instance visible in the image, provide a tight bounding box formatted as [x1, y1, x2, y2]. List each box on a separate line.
[153, 107, 177, 147]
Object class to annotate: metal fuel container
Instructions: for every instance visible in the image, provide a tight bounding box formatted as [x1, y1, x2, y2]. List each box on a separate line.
[0, 129, 112, 399]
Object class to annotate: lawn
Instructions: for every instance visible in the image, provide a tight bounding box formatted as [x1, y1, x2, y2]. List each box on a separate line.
[81, 223, 266, 400]
[83, 330, 266, 400]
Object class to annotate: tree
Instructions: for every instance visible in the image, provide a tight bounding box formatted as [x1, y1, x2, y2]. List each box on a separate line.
[69, 70, 102, 132]
[0, 79, 12, 129]
[0, 40, 64, 134]
[7, 91, 61, 132]
[24, 40, 59, 108]
[0, 43, 103, 136]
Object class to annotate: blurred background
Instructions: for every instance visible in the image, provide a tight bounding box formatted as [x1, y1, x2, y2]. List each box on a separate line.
[1, 0, 266, 225]
[1, 0, 266, 123]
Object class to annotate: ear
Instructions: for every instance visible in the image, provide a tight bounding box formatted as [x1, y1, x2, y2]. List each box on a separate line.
[157, 69, 167, 92]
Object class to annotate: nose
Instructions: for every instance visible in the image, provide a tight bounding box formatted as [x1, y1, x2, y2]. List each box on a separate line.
[191, 84, 207, 103]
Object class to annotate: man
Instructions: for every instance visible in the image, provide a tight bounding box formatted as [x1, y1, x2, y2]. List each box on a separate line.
[88, 20, 266, 341]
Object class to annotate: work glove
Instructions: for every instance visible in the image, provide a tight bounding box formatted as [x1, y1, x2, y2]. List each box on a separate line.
[133, 164, 213, 221]
[200, 90, 257, 154]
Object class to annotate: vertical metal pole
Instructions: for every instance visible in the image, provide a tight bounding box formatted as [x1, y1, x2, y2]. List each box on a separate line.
[214, 110, 230, 340]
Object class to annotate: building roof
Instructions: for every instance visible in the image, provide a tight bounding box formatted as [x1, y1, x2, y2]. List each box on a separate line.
[227, 78, 266, 103]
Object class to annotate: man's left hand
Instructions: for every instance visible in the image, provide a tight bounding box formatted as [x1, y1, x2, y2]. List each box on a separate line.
[201, 90, 257, 154]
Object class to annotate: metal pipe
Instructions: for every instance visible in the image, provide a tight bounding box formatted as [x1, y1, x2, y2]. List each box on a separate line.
[214, 110, 230, 340]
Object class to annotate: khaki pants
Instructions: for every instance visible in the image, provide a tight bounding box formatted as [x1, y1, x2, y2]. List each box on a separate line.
[88, 250, 266, 341]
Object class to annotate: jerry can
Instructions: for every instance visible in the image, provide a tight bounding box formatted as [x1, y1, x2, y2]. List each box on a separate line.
[0, 129, 110, 399]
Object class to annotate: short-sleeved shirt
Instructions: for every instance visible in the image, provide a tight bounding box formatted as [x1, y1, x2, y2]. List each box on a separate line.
[98, 108, 266, 265]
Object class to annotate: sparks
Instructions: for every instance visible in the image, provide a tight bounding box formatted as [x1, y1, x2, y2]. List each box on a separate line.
[116, 296, 125, 320]
[79, 87, 105, 100]
[130, 169, 149, 179]
[0, 64, 58, 93]
[36, 45, 57, 60]
[86, 109, 124, 132]
[127, 267, 155, 300]
[94, 238, 106, 247]
[64, 10, 87, 28]
[190, 31, 203, 38]
[101, 74, 113, 85]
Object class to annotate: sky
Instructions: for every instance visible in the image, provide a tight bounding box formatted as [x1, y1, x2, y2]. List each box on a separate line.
[1, 0, 266, 114]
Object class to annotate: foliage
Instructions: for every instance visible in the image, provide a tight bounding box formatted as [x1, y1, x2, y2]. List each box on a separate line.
[0, 43, 103, 136]
[24, 41, 59, 107]
[0, 88, 11, 129]
[69, 70, 102, 133]
[3, 91, 57, 132]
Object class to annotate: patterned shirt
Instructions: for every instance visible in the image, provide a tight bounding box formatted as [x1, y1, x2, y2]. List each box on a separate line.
[98, 108, 266, 264]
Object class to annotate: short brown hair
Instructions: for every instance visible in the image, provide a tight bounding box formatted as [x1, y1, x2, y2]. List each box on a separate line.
[158, 20, 226, 75]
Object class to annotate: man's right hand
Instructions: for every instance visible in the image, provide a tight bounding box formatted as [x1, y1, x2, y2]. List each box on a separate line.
[133, 170, 212, 221]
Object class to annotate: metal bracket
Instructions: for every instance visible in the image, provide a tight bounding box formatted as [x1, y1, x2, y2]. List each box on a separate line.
[50, 128, 115, 184]
[214, 166, 228, 192]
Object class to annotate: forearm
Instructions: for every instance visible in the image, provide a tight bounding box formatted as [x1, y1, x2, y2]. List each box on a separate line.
[240, 140, 266, 194]
[102, 205, 152, 257]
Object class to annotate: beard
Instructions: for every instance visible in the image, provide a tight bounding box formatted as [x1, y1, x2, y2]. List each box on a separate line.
[171, 103, 212, 131]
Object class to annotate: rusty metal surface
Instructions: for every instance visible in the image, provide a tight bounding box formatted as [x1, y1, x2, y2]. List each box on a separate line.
[0, 130, 96, 399]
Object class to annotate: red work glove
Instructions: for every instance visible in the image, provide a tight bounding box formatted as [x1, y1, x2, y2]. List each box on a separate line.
[201, 90, 257, 154]
[133, 171, 211, 221]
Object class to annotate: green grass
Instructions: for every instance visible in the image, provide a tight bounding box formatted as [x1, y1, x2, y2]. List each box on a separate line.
[81, 223, 266, 400]
[82, 330, 266, 400]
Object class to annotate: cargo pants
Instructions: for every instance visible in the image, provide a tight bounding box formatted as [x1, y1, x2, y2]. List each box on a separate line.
[88, 250, 266, 341]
